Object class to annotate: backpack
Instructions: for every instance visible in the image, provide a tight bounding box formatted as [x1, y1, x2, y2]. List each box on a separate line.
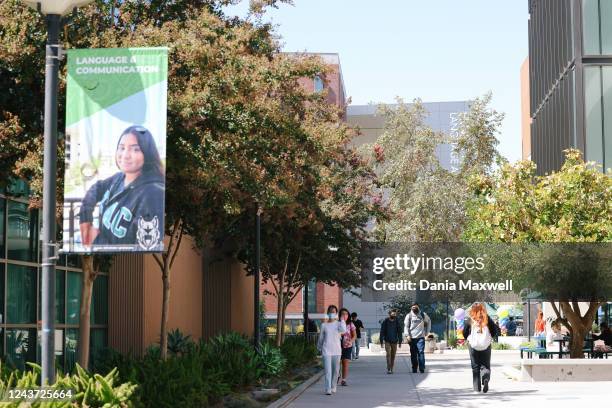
[468, 324, 492, 351]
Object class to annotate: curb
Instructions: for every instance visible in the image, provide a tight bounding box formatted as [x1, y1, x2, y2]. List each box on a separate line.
[267, 369, 324, 408]
[502, 365, 522, 381]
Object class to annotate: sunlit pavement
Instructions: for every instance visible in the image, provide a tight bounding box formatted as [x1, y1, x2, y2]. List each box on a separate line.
[287, 348, 612, 407]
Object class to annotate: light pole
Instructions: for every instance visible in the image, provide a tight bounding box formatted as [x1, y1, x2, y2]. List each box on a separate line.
[254, 203, 262, 350]
[20, 0, 94, 385]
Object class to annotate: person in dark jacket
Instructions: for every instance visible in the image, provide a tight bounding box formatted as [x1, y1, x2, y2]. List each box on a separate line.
[79, 126, 165, 251]
[464, 303, 501, 393]
[379, 309, 402, 374]
[593, 322, 612, 358]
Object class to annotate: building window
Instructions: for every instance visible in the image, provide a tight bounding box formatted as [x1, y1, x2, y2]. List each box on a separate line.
[307, 280, 317, 313]
[583, 0, 612, 55]
[0, 191, 108, 372]
[314, 75, 324, 93]
[7, 201, 38, 262]
[584, 66, 612, 171]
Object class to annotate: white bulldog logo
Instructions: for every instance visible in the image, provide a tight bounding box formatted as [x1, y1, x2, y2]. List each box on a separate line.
[137, 216, 161, 250]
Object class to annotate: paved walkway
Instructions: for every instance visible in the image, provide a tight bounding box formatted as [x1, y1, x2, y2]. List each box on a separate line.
[288, 349, 612, 407]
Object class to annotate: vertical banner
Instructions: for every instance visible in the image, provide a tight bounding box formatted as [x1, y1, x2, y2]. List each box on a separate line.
[63, 47, 168, 253]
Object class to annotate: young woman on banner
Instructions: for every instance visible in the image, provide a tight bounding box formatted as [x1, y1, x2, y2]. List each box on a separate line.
[464, 303, 500, 393]
[79, 125, 165, 251]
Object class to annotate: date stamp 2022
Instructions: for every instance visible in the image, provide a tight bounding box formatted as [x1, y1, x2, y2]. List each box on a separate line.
[2, 388, 75, 403]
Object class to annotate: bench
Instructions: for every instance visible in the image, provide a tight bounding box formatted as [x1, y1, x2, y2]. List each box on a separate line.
[521, 359, 612, 381]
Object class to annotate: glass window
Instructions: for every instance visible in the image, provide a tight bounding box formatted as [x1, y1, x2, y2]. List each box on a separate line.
[5, 328, 37, 371]
[37, 269, 66, 324]
[90, 329, 107, 368]
[7, 264, 37, 324]
[91, 275, 108, 325]
[7, 200, 38, 262]
[314, 75, 324, 93]
[0, 264, 4, 324]
[603, 67, 612, 171]
[601, 1, 612, 54]
[36, 329, 65, 371]
[67, 272, 82, 325]
[0, 197, 5, 257]
[585, 66, 605, 166]
[583, 0, 601, 54]
[65, 329, 78, 373]
[306, 280, 317, 313]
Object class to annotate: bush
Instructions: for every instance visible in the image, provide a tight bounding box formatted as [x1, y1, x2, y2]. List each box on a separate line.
[492, 342, 513, 350]
[370, 333, 380, 344]
[446, 331, 458, 348]
[0, 362, 137, 407]
[167, 328, 195, 356]
[280, 336, 318, 370]
[258, 342, 286, 377]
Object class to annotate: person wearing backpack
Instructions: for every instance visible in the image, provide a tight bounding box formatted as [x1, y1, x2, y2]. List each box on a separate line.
[403, 302, 431, 373]
[464, 303, 500, 393]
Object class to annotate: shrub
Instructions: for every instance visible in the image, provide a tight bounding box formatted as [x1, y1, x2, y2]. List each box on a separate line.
[280, 336, 318, 370]
[370, 333, 380, 344]
[0, 362, 137, 407]
[446, 331, 458, 348]
[205, 333, 263, 388]
[492, 342, 513, 350]
[257, 342, 286, 377]
[167, 328, 195, 356]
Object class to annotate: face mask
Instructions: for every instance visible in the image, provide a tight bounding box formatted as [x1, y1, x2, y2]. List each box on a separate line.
[328, 313, 337, 320]
[389, 315, 396, 320]
[412, 307, 419, 314]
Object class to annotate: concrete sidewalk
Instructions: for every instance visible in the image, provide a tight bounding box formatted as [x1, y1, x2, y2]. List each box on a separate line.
[287, 349, 612, 407]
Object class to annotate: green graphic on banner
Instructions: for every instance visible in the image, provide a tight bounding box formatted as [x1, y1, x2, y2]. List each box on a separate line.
[66, 47, 168, 126]
[63, 47, 168, 254]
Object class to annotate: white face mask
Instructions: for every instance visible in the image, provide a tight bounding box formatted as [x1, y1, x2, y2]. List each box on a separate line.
[328, 313, 338, 320]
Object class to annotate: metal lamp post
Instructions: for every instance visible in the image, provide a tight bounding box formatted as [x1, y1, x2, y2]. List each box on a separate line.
[20, 0, 94, 385]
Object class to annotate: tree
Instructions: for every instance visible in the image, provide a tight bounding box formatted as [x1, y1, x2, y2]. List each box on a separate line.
[464, 149, 612, 357]
[367, 94, 503, 243]
[1, 0, 334, 360]
[239, 99, 385, 346]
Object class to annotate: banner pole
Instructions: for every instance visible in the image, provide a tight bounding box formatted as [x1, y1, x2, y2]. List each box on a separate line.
[41, 13, 61, 385]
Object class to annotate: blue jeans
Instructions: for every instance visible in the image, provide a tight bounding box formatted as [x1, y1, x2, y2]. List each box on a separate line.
[352, 340, 360, 359]
[322, 355, 341, 393]
[409, 337, 426, 372]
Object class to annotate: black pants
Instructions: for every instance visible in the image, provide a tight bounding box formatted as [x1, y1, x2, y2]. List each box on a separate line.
[468, 346, 491, 391]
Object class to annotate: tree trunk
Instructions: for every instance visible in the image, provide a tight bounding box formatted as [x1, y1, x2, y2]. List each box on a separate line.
[559, 301, 601, 358]
[153, 219, 183, 360]
[78, 255, 96, 369]
[275, 290, 284, 347]
[160, 257, 171, 360]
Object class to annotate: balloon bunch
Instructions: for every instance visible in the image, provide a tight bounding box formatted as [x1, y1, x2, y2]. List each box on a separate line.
[497, 306, 512, 336]
[454, 308, 466, 344]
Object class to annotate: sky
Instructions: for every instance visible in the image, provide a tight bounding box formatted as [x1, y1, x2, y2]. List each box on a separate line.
[225, 0, 529, 162]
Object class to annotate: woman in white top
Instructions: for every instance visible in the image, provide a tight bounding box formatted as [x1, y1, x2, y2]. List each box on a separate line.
[546, 321, 566, 357]
[317, 305, 347, 395]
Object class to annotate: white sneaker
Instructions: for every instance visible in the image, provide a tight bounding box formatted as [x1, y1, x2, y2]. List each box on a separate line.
[325, 390, 332, 395]
[331, 388, 337, 394]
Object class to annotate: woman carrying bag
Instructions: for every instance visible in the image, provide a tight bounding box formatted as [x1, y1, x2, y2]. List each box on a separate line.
[464, 303, 500, 393]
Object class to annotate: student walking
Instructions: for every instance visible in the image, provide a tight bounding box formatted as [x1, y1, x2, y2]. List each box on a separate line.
[464, 303, 500, 393]
[379, 309, 403, 374]
[351, 312, 364, 360]
[317, 305, 346, 395]
[404, 302, 431, 373]
[339, 308, 356, 386]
